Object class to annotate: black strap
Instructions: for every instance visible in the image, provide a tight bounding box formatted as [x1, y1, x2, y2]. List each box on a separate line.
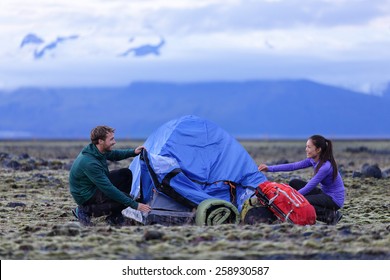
[141, 149, 197, 208]
[141, 149, 162, 190]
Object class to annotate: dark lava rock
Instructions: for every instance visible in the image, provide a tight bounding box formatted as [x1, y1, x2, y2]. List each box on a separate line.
[18, 153, 30, 159]
[346, 146, 369, 153]
[352, 171, 363, 178]
[143, 230, 165, 241]
[0, 152, 10, 160]
[274, 159, 289, 164]
[361, 164, 382, 179]
[6, 202, 26, 208]
[32, 173, 47, 180]
[48, 223, 81, 237]
[3, 160, 21, 170]
[1, 153, 68, 171]
[19, 244, 34, 251]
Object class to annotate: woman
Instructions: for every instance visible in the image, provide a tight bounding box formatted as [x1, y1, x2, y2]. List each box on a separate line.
[258, 135, 345, 225]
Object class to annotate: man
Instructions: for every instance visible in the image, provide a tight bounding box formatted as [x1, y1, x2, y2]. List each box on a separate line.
[69, 125, 151, 226]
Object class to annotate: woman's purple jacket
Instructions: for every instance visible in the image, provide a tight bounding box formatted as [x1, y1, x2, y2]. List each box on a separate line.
[267, 158, 345, 207]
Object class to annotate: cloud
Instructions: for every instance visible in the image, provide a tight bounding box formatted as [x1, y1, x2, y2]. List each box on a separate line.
[20, 33, 44, 48]
[19, 34, 79, 59]
[119, 38, 165, 57]
[33, 35, 79, 59]
[144, 0, 390, 34]
[0, 0, 390, 93]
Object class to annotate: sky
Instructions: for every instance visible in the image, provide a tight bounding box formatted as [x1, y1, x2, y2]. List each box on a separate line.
[1, 0, 390, 94]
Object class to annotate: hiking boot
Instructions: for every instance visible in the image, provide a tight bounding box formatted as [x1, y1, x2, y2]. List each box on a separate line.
[334, 211, 343, 224]
[105, 212, 125, 226]
[327, 210, 343, 225]
[72, 206, 92, 226]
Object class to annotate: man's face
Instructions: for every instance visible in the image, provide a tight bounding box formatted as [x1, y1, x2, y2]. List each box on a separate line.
[101, 132, 116, 152]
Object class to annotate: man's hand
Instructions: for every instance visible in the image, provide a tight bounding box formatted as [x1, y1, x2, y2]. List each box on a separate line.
[137, 203, 151, 213]
[134, 145, 146, 155]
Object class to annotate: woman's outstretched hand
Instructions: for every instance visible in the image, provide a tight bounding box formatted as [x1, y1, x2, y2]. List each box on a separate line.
[258, 164, 269, 172]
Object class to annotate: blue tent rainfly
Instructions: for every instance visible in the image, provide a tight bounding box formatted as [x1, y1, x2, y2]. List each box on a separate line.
[127, 115, 267, 225]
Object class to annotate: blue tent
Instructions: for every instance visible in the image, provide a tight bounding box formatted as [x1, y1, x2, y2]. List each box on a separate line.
[128, 115, 267, 225]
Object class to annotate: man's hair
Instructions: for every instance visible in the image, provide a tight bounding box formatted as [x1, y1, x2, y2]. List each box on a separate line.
[90, 125, 115, 144]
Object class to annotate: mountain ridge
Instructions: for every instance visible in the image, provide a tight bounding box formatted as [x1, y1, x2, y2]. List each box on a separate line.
[1, 79, 389, 139]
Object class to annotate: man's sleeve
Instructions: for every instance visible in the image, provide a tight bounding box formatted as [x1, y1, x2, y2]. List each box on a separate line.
[106, 148, 137, 161]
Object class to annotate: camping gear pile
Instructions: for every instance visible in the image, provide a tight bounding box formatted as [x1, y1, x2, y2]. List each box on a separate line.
[123, 115, 316, 226]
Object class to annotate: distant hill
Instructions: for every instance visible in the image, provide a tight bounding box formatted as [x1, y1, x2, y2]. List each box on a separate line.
[1, 79, 390, 139]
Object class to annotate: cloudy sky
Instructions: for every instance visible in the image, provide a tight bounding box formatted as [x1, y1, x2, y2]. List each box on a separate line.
[1, 0, 390, 94]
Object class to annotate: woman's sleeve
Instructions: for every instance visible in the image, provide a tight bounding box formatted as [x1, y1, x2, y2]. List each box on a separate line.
[268, 158, 312, 172]
[298, 163, 331, 195]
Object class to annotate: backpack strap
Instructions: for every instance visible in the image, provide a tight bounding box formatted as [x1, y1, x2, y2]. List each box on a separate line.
[226, 181, 237, 207]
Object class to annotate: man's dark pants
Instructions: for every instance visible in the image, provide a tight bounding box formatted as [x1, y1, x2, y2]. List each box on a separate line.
[82, 168, 133, 217]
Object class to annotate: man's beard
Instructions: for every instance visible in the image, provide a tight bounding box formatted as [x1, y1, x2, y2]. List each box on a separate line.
[103, 144, 114, 153]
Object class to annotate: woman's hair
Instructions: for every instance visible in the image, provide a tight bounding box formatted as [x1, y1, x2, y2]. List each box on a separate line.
[90, 125, 115, 145]
[309, 135, 338, 181]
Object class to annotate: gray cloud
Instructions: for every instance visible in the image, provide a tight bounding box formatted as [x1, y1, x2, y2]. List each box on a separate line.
[145, 0, 389, 34]
[119, 38, 165, 57]
[2, 0, 390, 92]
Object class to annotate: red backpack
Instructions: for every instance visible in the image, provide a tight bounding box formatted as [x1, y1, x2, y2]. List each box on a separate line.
[253, 181, 316, 225]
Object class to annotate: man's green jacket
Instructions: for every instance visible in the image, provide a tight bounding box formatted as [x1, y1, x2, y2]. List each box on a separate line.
[69, 143, 138, 209]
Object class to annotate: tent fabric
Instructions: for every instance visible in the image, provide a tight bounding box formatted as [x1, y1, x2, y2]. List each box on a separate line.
[129, 115, 267, 218]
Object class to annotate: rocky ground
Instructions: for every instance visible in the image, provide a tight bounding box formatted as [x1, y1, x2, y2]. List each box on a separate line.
[0, 140, 389, 260]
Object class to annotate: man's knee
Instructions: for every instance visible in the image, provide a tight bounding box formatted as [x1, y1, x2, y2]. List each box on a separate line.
[109, 168, 132, 181]
[109, 168, 132, 192]
[119, 168, 132, 176]
[110, 167, 131, 177]
[119, 168, 132, 185]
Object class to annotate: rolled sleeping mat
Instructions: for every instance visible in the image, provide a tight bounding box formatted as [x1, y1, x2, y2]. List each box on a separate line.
[195, 198, 240, 226]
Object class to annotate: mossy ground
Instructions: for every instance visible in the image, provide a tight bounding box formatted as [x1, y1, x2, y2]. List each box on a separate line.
[0, 140, 389, 259]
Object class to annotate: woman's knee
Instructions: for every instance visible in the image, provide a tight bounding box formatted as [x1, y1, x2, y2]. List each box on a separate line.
[289, 178, 306, 190]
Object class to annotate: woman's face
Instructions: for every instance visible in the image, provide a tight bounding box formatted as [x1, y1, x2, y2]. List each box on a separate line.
[306, 139, 321, 161]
